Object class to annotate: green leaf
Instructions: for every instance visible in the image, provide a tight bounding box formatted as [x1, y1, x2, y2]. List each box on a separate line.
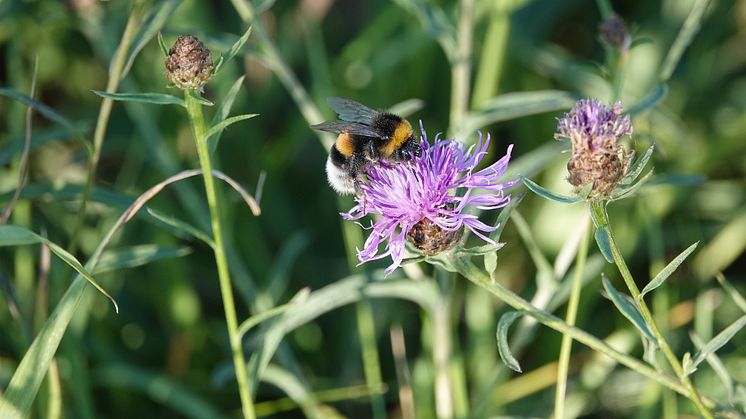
[91, 90, 185, 107]
[522, 177, 580, 204]
[460, 90, 577, 136]
[146, 208, 214, 247]
[601, 275, 656, 342]
[618, 145, 654, 187]
[611, 169, 654, 200]
[387, 98, 424, 117]
[213, 26, 252, 75]
[686, 314, 746, 375]
[120, 0, 182, 80]
[0, 87, 85, 142]
[496, 311, 523, 373]
[392, 0, 457, 61]
[639, 242, 698, 300]
[716, 273, 746, 314]
[659, 0, 712, 82]
[594, 228, 614, 265]
[0, 225, 118, 312]
[646, 174, 706, 186]
[189, 92, 214, 106]
[630, 36, 655, 49]
[94, 364, 227, 419]
[208, 76, 246, 154]
[484, 251, 497, 278]
[204, 114, 258, 140]
[490, 192, 525, 242]
[690, 331, 735, 403]
[627, 84, 668, 116]
[158, 31, 169, 57]
[255, 0, 277, 14]
[94, 245, 191, 275]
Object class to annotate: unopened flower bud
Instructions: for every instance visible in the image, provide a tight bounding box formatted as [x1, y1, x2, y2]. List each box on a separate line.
[599, 13, 631, 53]
[407, 217, 464, 256]
[555, 99, 633, 199]
[165, 35, 214, 90]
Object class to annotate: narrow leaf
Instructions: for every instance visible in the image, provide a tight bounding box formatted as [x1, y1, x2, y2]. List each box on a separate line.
[146, 208, 214, 247]
[619, 145, 654, 187]
[611, 169, 654, 200]
[522, 177, 580, 204]
[594, 227, 614, 263]
[602, 275, 656, 342]
[120, 0, 182, 80]
[0, 88, 84, 141]
[640, 242, 698, 299]
[158, 31, 169, 57]
[213, 26, 252, 75]
[627, 84, 668, 116]
[204, 114, 258, 140]
[690, 331, 735, 402]
[496, 311, 523, 372]
[392, 0, 457, 61]
[659, 0, 712, 82]
[460, 90, 577, 136]
[716, 273, 746, 314]
[686, 314, 746, 375]
[208, 76, 246, 154]
[0, 225, 118, 313]
[94, 245, 191, 275]
[91, 90, 185, 107]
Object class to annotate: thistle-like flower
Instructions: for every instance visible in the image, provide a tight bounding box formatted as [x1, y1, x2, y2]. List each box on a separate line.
[165, 35, 214, 90]
[599, 13, 631, 53]
[555, 99, 633, 198]
[343, 125, 516, 274]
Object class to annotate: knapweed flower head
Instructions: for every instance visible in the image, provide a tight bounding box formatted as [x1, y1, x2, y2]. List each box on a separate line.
[555, 99, 633, 198]
[165, 35, 214, 90]
[343, 125, 516, 275]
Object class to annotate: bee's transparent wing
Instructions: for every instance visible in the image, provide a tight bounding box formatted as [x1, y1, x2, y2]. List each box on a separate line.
[327, 97, 379, 123]
[311, 121, 383, 138]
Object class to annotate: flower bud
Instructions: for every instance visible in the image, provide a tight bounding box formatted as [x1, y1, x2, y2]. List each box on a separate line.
[599, 13, 631, 53]
[165, 35, 214, 90]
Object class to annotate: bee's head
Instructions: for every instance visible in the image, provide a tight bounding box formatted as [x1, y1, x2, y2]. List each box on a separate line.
[396, 135, 422, 160]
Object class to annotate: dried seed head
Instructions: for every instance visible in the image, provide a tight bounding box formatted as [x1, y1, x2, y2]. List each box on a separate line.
[556, 99, 633, 198]
[407, 217, 464, 256]
[165, 35, 214, 90]
[599, 13, 631, 53]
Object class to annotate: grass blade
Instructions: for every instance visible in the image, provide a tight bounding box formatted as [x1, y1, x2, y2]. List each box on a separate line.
[93, 245, 192, 275]
[91, 90, 185, 107]
[0, 87, 85, 142]
[659, 0, 713, 82]
[496, 311, 523, 373]
[639, 242, 698, 300]
[120, 0, 182, 80]
[716, 273, 746, 313]
[0, 225, 118, 312]
[686, 314, 746, 375]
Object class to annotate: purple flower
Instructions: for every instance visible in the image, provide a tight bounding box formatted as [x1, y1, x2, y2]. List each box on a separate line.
[342, 124, 517, 274]
[555, 99, 633, 197]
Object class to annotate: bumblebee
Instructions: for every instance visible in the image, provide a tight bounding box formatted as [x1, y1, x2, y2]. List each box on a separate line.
[312, 97, 421, 195]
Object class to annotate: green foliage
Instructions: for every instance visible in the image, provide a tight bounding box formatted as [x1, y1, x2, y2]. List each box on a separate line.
[1, 0, 744, 417]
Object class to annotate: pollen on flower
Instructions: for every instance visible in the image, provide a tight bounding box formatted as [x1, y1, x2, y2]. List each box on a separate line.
[342, 124, 516, 274]
[165, 35, 214, 90]
[555, 99, 633, 198]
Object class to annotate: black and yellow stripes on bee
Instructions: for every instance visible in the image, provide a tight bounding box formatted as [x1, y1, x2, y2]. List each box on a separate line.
[334, 133, 356, 157]
[380, 119, 413, 157]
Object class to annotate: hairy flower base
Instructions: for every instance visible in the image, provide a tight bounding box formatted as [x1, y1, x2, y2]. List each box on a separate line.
[567, 149, 630, 198]
[407, 216, 464, 256]
[343, 126, 516, 274]
[165, 35, 214, 90]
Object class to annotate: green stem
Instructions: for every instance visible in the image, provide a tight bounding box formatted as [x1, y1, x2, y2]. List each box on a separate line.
[184, 91, 256, 419]
[553, 218, 589, 419]
[449, 0, 474, 134]
[68, 0, 143, 253]
[451, 257, 716, 407]
[589, 200, 712, 419]
[471, 4, 510, 108]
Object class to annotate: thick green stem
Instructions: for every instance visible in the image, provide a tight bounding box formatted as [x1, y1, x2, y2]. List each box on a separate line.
[589, 200, 712, 419]
[452, 257, 717, 408]
[553, 219, 589, 419]
[185, 92, 256, 419]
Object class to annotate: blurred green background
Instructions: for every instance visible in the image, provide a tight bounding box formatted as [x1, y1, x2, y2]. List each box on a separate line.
[1, 0, 745, 417]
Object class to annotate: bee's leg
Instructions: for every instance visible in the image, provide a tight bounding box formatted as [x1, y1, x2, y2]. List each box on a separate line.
[348, 155, 368, 209]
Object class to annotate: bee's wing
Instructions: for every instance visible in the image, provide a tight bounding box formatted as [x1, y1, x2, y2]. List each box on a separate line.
[327, 97, 379, 123]
[311, 121, 384, 138]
